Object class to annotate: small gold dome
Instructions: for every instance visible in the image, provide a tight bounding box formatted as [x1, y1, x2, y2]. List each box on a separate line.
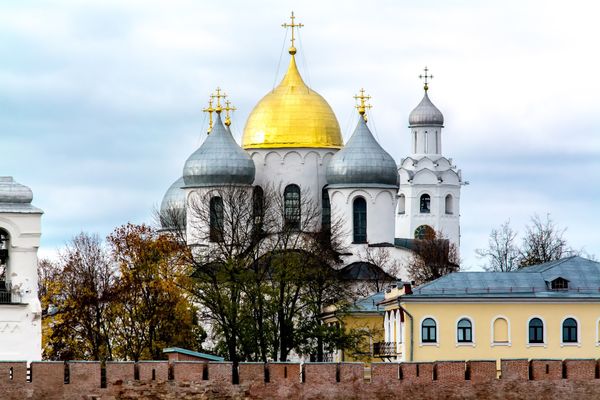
[242, 55, 343, 149]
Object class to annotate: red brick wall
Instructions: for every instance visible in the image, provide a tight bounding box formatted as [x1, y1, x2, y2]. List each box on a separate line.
[501, 358, 529, 380]
[2, 359, 600, 399]
[173, 361, 205, 382]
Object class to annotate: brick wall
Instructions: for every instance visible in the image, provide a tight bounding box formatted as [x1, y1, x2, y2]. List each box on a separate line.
[1, 359, 600, 399]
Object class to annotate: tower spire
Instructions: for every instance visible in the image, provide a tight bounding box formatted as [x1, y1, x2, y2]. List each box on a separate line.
[354, 88, 372, 121]
[202, 97, 215, 134]
[223, 99, 237, 127]
[282, 11, 304, 55]
[419, 66, 433, 92]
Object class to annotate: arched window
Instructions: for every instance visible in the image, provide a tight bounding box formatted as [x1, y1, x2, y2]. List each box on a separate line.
[284, 184, 301, 230]
[422, 318, 437, 343]
[457, 318, 473, 343]
[492, 317, 509, 344]
[397, 194, 406, 214]
[414, 225, 435, 240]
[424, 131, 429, 153]
[0, 229, 9, 282]
[353, 197, 367, 243]
[321, 187, 331, 232]
[420, 194, 431, 213]
[528, 318, 544, 344]
[209, 196, 224, 242]
[562, 318, 578, 343]
[413, 131, 417, 153]
[252, 186, 264, 233]
[445, 194, 453, 215]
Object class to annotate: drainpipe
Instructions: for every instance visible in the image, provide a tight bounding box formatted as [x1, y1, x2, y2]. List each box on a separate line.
[397, 300, 414, 362]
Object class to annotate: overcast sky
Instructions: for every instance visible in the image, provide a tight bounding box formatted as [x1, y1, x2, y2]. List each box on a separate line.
[1, 0, 599, 268]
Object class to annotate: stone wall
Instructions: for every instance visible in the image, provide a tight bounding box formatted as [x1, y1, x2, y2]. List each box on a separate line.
[1, 359, 600, 399]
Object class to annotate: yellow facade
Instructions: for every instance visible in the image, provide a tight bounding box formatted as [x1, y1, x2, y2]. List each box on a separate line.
[382, 287, 600, 362]
[322, 309, 384, 362]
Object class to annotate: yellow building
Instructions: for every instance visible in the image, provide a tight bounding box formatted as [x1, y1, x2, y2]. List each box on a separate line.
[322, 291, 385, 362]
[379, 256, 600, 362]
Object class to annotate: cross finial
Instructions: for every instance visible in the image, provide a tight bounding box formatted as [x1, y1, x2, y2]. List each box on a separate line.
[211, 87, 227, 114]
[419, 66, 433, 91]
[282, 11, 304, 55]
[354, 88, 372, 121]
[223, 99, 237, 127]
[202, 97, 215, 134]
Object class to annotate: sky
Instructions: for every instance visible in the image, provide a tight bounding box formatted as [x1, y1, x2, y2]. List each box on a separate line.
[1, 0, 599, 269]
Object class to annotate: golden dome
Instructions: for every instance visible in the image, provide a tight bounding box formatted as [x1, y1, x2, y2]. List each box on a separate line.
[242, 55, 343, 149]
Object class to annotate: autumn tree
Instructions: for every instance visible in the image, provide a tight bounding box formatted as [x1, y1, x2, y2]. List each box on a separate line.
[41, 233, 116, 361]
[407, 231, 460, 285]
[108, 223, 204, 361]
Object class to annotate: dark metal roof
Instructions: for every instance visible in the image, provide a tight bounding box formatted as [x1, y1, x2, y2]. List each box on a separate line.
[339, 262, 396, 281]
[409, 256, 600, 299]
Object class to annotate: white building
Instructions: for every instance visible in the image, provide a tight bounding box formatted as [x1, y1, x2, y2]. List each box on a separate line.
[0, 176, 43, 362]
[160, 25, 464, 281]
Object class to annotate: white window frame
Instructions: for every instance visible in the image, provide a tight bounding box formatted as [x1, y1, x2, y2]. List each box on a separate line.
[455, 316, 476, 347]
[490, 315, 511, 347]
[526, 315, 547, 348]
[419, 315, 439, 347]
[596, 317, 600, 347]
[560, 315, 581, 347]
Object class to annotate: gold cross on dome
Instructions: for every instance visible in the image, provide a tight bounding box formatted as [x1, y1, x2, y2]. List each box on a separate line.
[202, 97, 215, 134]
[211, 87, 227, 113]
[224, 99, 237, 127]
[419, 66, 433, 91]
[354, 88, 372, 121]
[282, 11, 304, 54]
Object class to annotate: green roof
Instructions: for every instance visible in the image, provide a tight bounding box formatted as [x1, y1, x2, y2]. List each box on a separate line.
[162, 347, 224, 361]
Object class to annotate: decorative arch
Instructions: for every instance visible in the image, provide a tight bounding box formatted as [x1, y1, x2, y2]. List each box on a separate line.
[491, 316, 511, 345]
[397, 193, 406, 214]
[264, 151, 283, 166]
[445, 194, 453, 215]
[419, 193, 431, 214]
[302, 150, 320, 165]
[283, 150, 303, 165]
[346, 189, 374, 204]
[375, 190, 394, 205]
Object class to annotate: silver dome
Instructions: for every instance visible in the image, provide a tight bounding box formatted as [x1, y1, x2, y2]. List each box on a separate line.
[408, 91, 444, 127]
[0, 176, 33, 203]
[183, 114, 255, 187]
[160, 176, 186, 229]
[326, 117, 399, 187]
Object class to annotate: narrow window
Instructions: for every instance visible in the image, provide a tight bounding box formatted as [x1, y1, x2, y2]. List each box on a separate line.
[413, 131, 417, 153]
[562, 318, 577, 343]
[424, 131, 429, 153]
[445, 194, 453, 215]
[353, 197, 367, 243]
[528, 318, 544, 344]
[0, 229, 9, 282]
[420, 194, 431, 213]
[284, 184, 301, 230]
[397, 194, 406, 214]
[457, 318, 473, 343]
[209, 197, 224, 242]
[321, 187, 331, 232]
[252, 186, 264, 233]
[422, 318, 437, 343]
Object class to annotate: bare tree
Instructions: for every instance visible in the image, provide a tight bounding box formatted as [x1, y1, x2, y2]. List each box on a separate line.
[475, 220, 520, 272]
[351, 246, 400, 297]
[407, 231, 460, 285]
[519, 213, 573, 267]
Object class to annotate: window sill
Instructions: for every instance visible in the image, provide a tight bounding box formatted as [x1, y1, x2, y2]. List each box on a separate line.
[560, 343, 581, 347]
[526, 343, 547, 348]
[455, 342, 475, 347]
[491, 341, 511, 347]
[419, 342, 439, 347]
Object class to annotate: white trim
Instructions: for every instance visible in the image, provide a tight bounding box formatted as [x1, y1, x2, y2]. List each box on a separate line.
[419, 315, 439, 345]
[526, 315, 547, 346]
[455, 315, 475, 346]
[490, 315, 512, 347]
[559, 315, 581, 346]
[596, 317, 600, 347]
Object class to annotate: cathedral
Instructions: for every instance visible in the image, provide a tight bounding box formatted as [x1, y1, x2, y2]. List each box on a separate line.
[160, 13, 465, 281]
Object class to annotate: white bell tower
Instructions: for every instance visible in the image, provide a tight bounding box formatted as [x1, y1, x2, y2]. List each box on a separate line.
[395, 68, 464, 248]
